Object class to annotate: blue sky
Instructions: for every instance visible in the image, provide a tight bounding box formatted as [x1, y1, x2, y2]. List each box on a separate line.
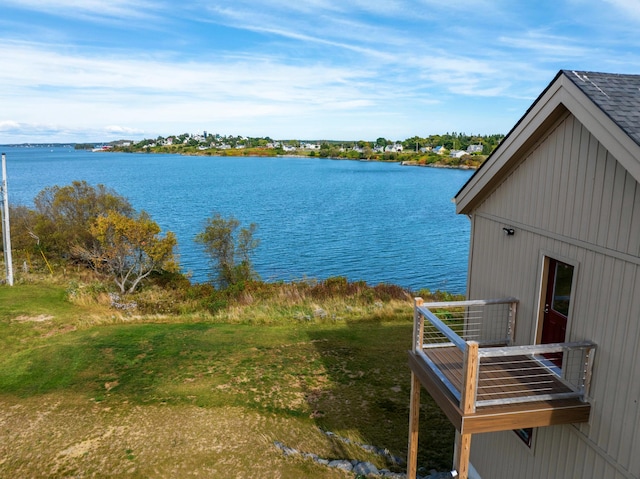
[2, 0, 640, 143]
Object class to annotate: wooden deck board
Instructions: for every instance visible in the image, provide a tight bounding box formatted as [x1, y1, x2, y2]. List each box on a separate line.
[424, 346, 574, 404]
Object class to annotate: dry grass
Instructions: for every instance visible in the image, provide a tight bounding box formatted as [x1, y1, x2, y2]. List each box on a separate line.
[0, 393, 350, 478]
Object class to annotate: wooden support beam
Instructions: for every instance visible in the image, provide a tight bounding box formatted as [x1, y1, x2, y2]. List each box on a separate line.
[454, 431, 472, 479]
[461, 341, 479, 415]
[407, 372, 421, 479]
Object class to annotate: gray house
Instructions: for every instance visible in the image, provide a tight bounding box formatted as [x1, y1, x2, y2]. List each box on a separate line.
[407, 70, 640, 479]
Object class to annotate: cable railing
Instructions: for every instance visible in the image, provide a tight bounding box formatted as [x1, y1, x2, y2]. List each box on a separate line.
[412, 298, 596, 413]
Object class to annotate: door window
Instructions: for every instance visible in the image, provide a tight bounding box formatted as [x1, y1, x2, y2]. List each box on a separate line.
[551, 262, 573, 316]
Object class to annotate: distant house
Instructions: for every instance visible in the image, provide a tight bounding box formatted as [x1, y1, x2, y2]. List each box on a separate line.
[466, 144, 483, 154]
[432, 145, 447, 155]
[407, 70, 640, 479]
[385, 143, 404, 153]
[302, 143, 321, 150]
[449, 150, 467, 158]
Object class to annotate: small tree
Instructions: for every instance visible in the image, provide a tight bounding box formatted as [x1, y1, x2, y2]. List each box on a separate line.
[32, 180, 133, 258]
[195, 212, 259, 289]
[88, 211, 177, 294]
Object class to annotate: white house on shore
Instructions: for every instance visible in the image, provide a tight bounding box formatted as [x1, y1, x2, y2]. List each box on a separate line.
[407, 70, 640, 479]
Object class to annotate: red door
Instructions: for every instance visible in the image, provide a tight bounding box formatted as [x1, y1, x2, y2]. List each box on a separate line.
[541, 259, 574, 366]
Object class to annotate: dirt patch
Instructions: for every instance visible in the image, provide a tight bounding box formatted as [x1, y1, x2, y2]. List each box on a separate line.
[0, 393, 348, 478]
[12, 314, 54, 322]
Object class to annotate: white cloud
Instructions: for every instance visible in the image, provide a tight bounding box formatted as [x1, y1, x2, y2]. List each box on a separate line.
[3, 0, 163, 22]
[2, 0, 639, 142]
[0, 120, 22, 131]
[498, 32, 593, 60]
[603, 0, 640, 20]
[105, 125, 144, 135]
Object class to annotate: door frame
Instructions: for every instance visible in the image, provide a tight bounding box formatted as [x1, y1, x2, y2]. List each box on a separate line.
[516, 253, 579, 448]
[534, 252, 579, 345]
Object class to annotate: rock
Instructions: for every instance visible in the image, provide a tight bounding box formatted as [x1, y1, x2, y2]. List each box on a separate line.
[328, 459, 353, 472]
[353, 461, 379, 476]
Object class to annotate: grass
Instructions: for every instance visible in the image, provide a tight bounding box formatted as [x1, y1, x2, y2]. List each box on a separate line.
[0, 278, 455, 477]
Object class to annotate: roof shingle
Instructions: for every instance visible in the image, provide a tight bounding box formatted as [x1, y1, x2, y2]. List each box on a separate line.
[564, 69, 640, 147]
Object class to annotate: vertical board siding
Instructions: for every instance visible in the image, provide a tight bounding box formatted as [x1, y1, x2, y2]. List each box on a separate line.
[467, 112, 640, 479]
[478, 114, 640, 258]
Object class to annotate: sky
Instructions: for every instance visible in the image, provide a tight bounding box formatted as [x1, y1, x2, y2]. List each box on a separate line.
[2, 0, 640, 144]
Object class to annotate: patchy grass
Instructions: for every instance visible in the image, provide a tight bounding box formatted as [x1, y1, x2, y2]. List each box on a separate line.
[0, 280, 454, 477]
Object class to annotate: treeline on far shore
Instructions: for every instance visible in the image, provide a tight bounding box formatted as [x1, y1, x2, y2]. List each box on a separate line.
[77, 132, 505, 169]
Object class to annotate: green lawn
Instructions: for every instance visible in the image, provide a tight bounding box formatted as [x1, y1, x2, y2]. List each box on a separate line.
[0, 282, 454, 477]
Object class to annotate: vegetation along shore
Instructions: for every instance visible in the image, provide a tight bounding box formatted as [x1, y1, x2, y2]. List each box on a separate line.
[1, 179, 463, 477]
[76, 131, 505, 169]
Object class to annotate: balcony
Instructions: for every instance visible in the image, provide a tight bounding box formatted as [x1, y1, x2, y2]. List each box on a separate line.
[406, 298, 596, 479]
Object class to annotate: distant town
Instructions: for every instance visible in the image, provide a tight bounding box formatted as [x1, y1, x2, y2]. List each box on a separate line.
[34, 131, 506, 168]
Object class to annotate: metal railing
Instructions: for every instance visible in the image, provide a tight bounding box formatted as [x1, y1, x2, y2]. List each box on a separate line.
[412, 298, 596, 413]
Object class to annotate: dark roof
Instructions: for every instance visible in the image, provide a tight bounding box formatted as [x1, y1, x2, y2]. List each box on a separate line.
[455, 69, 640, 205]
[563, 70, 640, 147]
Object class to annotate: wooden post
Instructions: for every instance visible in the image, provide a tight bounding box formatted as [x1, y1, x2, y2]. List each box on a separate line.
[455, 341, 478, 479]
[407, 372, 421, 479]
[507, 300, 517, 345]
[461, 341, 479, 415]
[412, 297, 424, 353]
[454, 431, 472, 479]
[407, 297, 425, 478]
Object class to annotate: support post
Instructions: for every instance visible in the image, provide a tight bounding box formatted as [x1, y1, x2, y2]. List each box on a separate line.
[454, 431, 472, 479]
[455, 341, 478, 479]
[407, 297, 425, 478]
[1, 152, 13, 286]
[407, 372, 421, 479]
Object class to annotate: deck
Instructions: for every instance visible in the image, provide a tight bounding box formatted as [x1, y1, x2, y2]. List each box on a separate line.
[408, 348, 592, 435]
[407, 297, 596, 478]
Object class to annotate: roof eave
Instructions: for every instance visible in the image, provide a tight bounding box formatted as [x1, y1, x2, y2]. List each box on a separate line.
[455, 70, 640, 215]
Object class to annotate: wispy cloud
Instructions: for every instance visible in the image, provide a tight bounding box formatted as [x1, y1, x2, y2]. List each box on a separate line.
[498, 32, 593, 60]
[603, 0, 640, 21]
[3, 0, 163, 22]
[1, 0, 640, 142]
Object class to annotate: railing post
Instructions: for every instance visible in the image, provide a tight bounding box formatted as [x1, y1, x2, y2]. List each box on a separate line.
[581, 345, 596, 401]
[462, 341, 479, 414]
[507, 300, 517, 345]
[456, 341, 478, 479]
[412, 298, 424, 353]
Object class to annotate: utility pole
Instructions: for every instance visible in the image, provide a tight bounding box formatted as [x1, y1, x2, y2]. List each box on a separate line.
[1, 152, 14, 286]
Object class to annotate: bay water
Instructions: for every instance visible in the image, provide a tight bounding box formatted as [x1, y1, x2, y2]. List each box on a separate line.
[1, 146, 473, 294]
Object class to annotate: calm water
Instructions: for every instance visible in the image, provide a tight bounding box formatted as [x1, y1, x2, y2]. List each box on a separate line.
[1, 146, 473, 293]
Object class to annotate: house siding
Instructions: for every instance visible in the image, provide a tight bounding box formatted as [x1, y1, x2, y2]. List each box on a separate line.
[465, 112, 640, 479]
